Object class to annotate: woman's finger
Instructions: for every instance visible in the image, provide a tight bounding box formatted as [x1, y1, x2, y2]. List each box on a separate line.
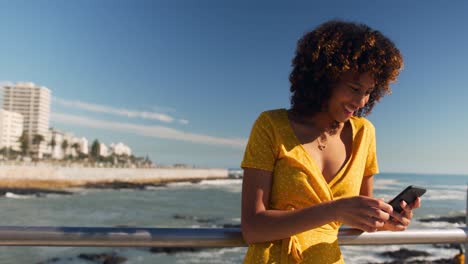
[411, 197, 421, 209]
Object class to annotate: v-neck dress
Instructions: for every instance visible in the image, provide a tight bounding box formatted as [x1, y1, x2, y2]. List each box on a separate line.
[241, 109, 379, 264]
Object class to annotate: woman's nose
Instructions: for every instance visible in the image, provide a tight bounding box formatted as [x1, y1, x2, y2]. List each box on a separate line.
[354, 94, 369, 108]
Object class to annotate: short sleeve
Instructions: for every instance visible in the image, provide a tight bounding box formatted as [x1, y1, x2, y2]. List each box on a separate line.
[364, 122, 379, 176]
[241, 112, 278, 172]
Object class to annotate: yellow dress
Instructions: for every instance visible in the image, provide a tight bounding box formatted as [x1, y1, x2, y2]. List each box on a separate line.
[241, 109, 379, 264]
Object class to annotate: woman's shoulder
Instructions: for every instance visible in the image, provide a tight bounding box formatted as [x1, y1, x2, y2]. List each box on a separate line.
[350, 116, 375, 131]
[255, 108, 287, 123]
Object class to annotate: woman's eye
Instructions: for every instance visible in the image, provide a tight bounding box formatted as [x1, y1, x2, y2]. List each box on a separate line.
[365, 89, 374, 95]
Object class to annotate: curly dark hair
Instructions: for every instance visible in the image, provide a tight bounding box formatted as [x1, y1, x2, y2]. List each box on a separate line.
[289, 20, 404, 117]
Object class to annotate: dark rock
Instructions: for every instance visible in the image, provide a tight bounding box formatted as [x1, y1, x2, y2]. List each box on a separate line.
[149, 247, 205, 254]
[368, 257, 460, 264]
[190, 179, 202, 184]
[37, 252, 127, 264]
[84, 181, 166, 190]
[368, 248, 463, 264]
[78, 253, 127, 264]
[379, 248, 430, 259]
[433, 243, 462, 250]
[418, 215, 465, 224]
[172, 214, 222, 224]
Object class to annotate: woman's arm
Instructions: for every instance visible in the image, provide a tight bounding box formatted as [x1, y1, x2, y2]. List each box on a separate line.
[241, 168, 394, 244]
[360, 174, 374, 197]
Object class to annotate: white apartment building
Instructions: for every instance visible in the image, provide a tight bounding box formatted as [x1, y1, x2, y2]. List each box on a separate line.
[98, 143, 109, 157]
[47, 129, 89, 159]
[2, 82, 51, 157]
[75, 137, 89, 155]
[0, 109, 24, 151]
[109, 142, 132, 156]
[46, 129, 65, 159]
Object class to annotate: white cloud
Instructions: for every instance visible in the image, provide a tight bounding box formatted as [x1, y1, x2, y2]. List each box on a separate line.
[178, 119, 189, 125]
[51, 112, 246, 148]
[53, 97, 183, 123]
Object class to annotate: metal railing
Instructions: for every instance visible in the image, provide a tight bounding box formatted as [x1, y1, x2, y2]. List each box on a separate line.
[0, 226, 465, 247]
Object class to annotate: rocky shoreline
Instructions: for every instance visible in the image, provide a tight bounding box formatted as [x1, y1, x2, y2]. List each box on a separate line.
[35, 244, 465, 264]
[367, 247, 464, 264]
[0, 165, 230, 190]
[0, 179, 221, 197]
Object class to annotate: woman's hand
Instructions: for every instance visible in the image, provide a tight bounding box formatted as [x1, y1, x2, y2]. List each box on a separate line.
[333, 196, 394, 232]
[381, 197, 421, 231]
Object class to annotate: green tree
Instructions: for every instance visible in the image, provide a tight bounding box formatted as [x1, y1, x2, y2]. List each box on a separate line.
[49, 138, 56, 149]
[32, 134, 44, 145]
[71, 142, 80, 156]
[18, 131, 29, 155]
[32, 134, 45, 158]
[90, 139, 100, 159]
[61, 140, 68, 157]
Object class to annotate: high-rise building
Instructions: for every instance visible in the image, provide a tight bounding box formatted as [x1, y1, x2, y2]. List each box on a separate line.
[2, 82, 51, 156]
[0, 109, 24, 151]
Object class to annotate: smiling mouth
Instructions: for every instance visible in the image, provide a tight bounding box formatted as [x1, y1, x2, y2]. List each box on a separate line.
[344, 106, 356, 114]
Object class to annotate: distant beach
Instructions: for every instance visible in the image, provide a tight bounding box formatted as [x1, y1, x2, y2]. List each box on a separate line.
[0, 164, 229, 189]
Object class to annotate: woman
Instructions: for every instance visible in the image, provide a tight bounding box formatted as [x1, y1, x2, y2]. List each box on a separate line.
[240, 20, 421, 263]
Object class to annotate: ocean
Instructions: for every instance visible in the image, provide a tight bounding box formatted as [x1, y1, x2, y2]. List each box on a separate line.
[0, 172, 466, 264]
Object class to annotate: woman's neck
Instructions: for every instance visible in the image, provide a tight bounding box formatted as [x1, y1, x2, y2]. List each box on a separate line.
[289, 110, 344, 135]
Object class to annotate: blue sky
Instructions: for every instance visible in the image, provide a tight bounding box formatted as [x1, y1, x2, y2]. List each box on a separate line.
[0, 0, 467, 174]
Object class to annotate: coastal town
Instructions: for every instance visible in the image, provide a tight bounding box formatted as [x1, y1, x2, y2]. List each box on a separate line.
[0, 82, 159, 168]
[0, 82, 234, 190]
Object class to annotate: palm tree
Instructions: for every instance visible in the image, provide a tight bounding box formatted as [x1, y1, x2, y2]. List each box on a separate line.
[91, 139, 100, 159]
[49, 138, 56, 158]
[61, 140, 68, 158]
[18, 131, 29, 156]
[32, 134, 45, 159]
[71, 142, 80, 158]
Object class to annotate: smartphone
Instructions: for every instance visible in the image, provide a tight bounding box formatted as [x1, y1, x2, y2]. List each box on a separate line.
[388, 185, 426, 213]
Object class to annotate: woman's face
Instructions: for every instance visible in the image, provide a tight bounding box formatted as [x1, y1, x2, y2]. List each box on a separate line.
[326, 71, 376, 123]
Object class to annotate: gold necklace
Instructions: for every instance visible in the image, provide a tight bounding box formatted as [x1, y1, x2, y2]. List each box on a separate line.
[316, 121, 340, 151]
[289, 111, 341, 151]
[317, 133, 328, 151]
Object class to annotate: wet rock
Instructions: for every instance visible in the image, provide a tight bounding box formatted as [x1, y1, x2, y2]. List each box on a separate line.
[84, 181, 166, 190]
[190, 179, 202, 184]
[368, 258, 460, 264]
[368, 259, 459, 264]
[379, 248, 430, 259]
[78, 253, 127, 264]
[172, 214, 223, 224]
[418, 215, 465, 224]
[37, 253, 127, 264]
[367, 248, 462, 264]
[433, 243, 462, 250]
[149, 247, 205, 254]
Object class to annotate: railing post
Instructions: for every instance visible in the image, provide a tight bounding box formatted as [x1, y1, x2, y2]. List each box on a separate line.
[465, 184, 467, 264]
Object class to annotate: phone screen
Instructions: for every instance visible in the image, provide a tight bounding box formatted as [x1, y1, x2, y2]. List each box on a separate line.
[388, 185, 426, 213]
